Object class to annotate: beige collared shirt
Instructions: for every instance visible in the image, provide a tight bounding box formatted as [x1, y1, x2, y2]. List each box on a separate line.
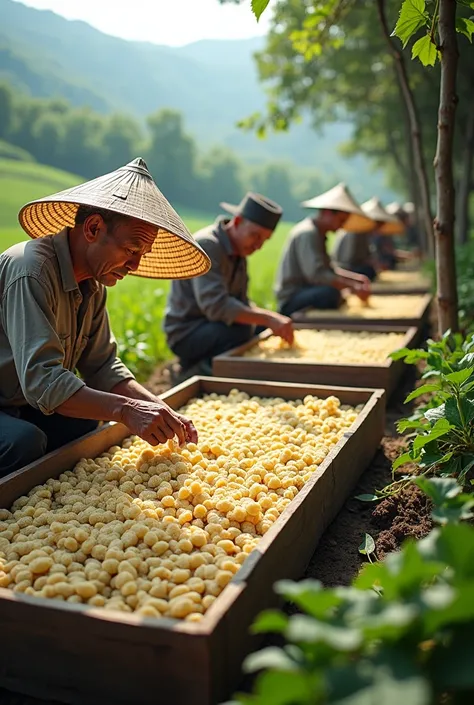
[0, 229, 134, 414]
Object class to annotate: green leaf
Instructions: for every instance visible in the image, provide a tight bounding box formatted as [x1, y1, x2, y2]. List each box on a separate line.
[243, 647, 297, 674]
[392, 0, 429, 47]
[445, 395, 474, 428]
[456, 16, 474, 42]
[397, 418, 425, 433]
[253, 670, 314, 705]
[286, 615, 362, 651]
[445, 367, 474, 385]
[413, 418, 453, 452]
[415, 476, 462, 504]
[355, 493, 380, 502]
[458, 352, 474, 369]
[405, 383, 440, 403]
[411, 34, 439, 66]
[275, 580, 342, 619]
[328, 647, 431, 705]
[251, 0, 270, 22]
[393, 451, 415, 471]
[359, 533, 376, 556]
[251, 610, 288, 634]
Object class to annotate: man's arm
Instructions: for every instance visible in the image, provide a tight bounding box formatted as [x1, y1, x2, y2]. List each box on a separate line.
[55, 385, 197, 446]
[192, 238, 294, 343]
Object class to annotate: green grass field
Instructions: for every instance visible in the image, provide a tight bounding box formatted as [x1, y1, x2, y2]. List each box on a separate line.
[0, 158, 293, 379]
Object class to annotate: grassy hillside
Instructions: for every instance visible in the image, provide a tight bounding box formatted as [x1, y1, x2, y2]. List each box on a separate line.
[0, 157, 294, 379]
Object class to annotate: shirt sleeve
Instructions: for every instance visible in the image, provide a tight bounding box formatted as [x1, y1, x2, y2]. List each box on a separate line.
[191, 238, 248, 325]
[1, 275, 85, 415]
[296, 230, 337, 285]
[76, 288, 135, 392]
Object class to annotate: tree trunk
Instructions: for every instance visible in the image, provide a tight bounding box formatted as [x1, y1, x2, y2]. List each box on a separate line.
[434, 0, 459, 333]
[376, 0, 434, 257]
[456, 103, 474, 245]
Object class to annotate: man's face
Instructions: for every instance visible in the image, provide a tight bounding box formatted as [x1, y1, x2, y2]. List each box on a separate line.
[231, 216, 274, 257]
[323, 209, 349, 232]
[84, 215, 157, 286]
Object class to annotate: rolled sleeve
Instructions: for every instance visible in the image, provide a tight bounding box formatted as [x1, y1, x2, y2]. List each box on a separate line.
[191, 244, 248, 325]
[2, 276, 85, 414]
[77, 289, 135, 392]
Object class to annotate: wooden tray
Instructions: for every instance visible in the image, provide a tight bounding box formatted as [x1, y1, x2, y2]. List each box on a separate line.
[213, 324, 418, 397]
[371, 270, 432, 295]
[291, 293, 432, 328]
[0, 377, 385, 705]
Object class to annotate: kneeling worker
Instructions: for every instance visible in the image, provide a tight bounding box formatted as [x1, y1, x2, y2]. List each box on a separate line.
[0, 158, 210, 476]
[332, 197, 405, 281]
[164, 193, 294, 376]
[275, 183, 375, 317]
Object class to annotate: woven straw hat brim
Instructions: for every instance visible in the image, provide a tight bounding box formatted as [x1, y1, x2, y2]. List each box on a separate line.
[18, 160, 211, 280]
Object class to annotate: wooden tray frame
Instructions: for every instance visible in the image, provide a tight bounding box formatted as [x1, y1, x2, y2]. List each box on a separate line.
[0, 377, 385, 705]
[213, 324, 419, 397]
[291, 292, 432, 328]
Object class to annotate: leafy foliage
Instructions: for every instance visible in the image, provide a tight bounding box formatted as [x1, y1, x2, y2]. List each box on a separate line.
[390, 331, 474, 483]
[227, 478, 474, 705]
[392, 0, 474, 65]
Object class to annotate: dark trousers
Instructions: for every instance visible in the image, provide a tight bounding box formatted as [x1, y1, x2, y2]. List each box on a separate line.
[0, 406, 98, 477]
[172, 321, 255, 369]
[346, 264, 377, 281]
[280, 286, 342, 317]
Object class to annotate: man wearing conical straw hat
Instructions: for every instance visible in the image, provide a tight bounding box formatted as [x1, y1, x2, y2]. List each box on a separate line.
[164, 192, 294, 379]
[332, 197, 405, 281]
[274, 183, 376, 316]
[0, 158, 211, 476]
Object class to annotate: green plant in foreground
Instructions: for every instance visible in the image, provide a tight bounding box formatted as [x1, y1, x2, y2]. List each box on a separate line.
[390, 331, 474, 483]
[225, 478, 474, 705]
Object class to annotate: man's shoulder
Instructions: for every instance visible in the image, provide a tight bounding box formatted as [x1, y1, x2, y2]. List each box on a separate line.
[194, 221, 227, 256]
[289, 218, 318, 243]
[0, 237, 57, 286]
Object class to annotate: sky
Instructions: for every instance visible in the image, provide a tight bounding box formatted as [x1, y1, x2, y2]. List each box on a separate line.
[13, 0, 271, 46]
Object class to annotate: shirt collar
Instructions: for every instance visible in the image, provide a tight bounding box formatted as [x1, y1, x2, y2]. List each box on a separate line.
[52, 228, 98, 294]
[214, 217, 236, 256]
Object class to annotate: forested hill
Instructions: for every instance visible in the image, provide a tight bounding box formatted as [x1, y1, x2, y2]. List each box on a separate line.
[0, 0, 393, 198]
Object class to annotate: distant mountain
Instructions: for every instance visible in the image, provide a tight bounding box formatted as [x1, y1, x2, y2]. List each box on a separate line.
[0, 0, 397, 201]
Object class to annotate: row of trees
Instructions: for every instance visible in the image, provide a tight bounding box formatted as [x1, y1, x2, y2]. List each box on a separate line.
[0, 80, 330, 222]
[221, 0, 474, 333]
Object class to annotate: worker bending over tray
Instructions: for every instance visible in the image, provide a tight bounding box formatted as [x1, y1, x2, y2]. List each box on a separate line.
[374, 201, 419, 270]
[164, 192, 294, 379]
[274, 183, 375, 317]
[0, 158, 211, 477]
[332, 197, 406, 281]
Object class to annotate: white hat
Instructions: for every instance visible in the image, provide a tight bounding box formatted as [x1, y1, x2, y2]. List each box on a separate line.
[361, 197, 405, 236]
[301, 182, 375, 233]
[18, 158, 211, 280]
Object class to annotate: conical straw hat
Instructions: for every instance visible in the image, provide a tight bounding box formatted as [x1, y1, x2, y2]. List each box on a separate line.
[301, 182, 375, 233]
[18, 158, 211, 280]
[361, 197, 405, 236]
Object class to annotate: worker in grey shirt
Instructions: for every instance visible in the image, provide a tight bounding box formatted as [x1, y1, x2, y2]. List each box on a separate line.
[164, 193, 294, 377]
[275, 183, 375, 316]
[0, 158, 210, 476]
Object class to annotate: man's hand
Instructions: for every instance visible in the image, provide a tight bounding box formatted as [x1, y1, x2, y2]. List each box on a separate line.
[120, 399, 197, 446]
[265, 312, 295, 345]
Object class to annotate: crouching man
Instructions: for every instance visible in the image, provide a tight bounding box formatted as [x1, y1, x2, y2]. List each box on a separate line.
[0, 158, 210, 476]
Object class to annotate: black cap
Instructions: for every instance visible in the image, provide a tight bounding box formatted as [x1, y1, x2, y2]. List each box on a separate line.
[219, 192, 283, 231]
